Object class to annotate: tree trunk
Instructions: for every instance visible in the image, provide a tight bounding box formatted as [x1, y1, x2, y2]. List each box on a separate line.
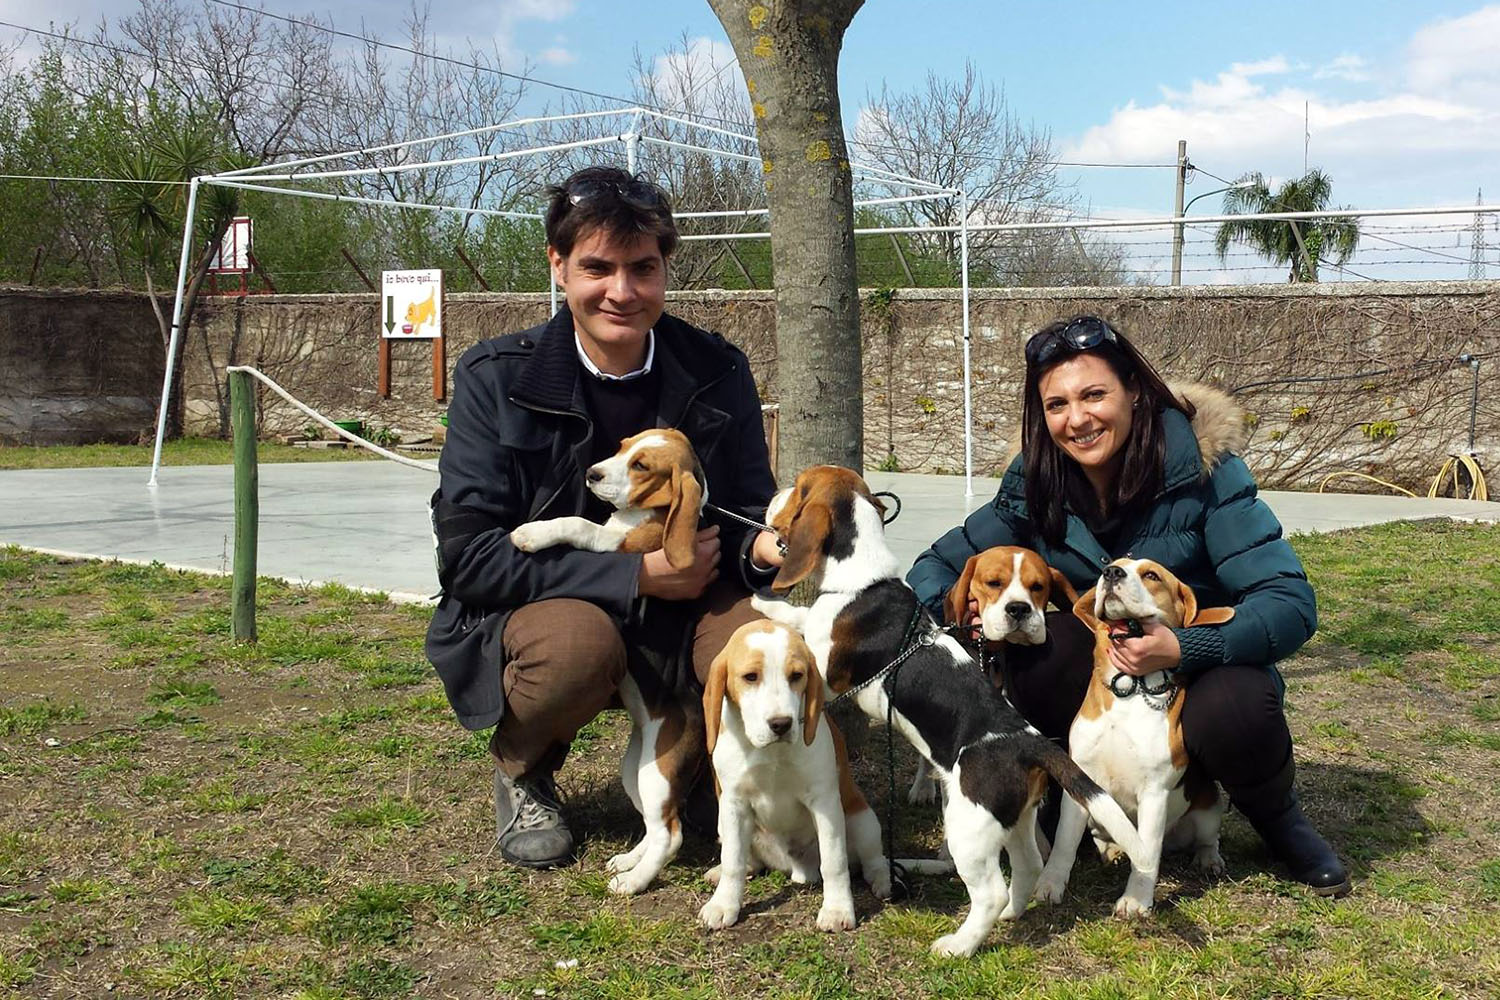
[709, 0, 865, 478]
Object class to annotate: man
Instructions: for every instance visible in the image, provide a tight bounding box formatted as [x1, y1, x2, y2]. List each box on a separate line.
[426, 166, 783, 869]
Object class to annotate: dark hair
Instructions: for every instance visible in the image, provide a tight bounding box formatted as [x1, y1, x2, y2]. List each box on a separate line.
[544, 166, 678, 259]
[1021, 316, 1193, 547]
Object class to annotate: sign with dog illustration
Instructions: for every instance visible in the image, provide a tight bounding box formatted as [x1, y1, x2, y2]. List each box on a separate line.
[380, 269, 443, 339]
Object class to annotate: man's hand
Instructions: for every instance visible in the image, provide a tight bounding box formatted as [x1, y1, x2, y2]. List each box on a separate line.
[1106, 620, 1182, 677]
[750, 530, 783, 571]
[638, 526, 720, 600]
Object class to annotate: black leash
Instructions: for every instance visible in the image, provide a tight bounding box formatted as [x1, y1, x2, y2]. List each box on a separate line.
[830, 602, 926, 902]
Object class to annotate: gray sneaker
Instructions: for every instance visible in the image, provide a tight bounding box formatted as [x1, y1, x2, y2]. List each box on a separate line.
[493, 769, 574, 869]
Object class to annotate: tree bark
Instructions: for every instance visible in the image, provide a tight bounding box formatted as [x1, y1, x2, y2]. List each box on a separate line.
[708, 0, 865, 477]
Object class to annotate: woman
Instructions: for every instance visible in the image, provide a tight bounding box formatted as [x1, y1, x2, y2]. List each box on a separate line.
[907, 315, 1349, 897]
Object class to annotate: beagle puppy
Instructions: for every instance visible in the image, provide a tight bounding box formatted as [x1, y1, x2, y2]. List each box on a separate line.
[699, 621, 892, 932]
[509, 428, 704, 568]
[1033, 557, 1234, 917]
[897, 546, 1082, 807]
[508, 428, 707, 896]
[752, 466, 1148, 957]
[946, 545, 1079, 647]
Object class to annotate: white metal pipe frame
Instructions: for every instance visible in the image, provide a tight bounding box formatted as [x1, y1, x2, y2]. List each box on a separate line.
[147, 105, 1499, 493]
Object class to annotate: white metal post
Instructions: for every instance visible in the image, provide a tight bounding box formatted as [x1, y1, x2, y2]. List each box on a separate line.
[148, 175, 202, 488]
[960, 191, 973, 498]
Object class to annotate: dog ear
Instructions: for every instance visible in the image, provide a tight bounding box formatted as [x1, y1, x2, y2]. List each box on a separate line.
[1073, 586, 1100, 629]
[1189, 605, 1236, 627]
[945, 554, 981, 625]
[702, 648, 730, 755]
[661, 465, 703, 570]
[800, 659, 825, 747]
[1174, 578, 1199, 630]
[1049, 567, 1080, 611]
[771, 502, 831, 592]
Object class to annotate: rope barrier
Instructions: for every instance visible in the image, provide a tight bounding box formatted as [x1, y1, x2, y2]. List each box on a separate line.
[224, 365, 439, 474]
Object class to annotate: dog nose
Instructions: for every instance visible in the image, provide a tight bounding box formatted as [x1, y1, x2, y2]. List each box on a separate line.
[586, 467, 605, 484]
[768, 716, 793, 737]
[1102, 565, 1126, 584]
[1004, 601, 1031, 619]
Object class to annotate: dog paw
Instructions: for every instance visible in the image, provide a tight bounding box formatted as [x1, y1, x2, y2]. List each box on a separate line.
[703, 864, 722, 886]
[605, 851, 638, 875]
[607, 868, 654, 896]
[1032, 872, 1067, 904]
[1194, 846, 1226, 875]
[906, 775, 939, 805]
[815, 902, 856, 932]
[509, 523, 545, 552]
[698, 898, 740, 930]
[1097, 841, 1126, 865]
[1113, 893, 1153, 919]
[929, 933, 979, 958]
[865, 866, 893, 901]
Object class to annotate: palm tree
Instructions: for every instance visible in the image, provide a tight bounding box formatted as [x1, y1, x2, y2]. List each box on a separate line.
[1213, 170, 1359, 282]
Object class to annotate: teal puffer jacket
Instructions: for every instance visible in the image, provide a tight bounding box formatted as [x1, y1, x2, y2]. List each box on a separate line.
[906, 383, 1316, 678]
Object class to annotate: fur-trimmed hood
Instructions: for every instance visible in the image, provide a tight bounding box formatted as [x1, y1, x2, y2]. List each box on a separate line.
[1168, 381, 1247, 475]
[1000, 380, 1247, 481]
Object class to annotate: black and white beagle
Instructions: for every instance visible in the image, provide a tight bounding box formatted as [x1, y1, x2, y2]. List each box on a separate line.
[509, 428, 707, 895]
[752, 466, 1148, 957]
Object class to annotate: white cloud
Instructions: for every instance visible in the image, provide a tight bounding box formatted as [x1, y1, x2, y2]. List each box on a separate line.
[1406, 3, 1500, 99]
[644, 36, 739, 110]
[1062, 13, 1500, 208]
[536, 46, 575, 66]
[1313, 53, 1370, 82]
[490, 0, 577, 68]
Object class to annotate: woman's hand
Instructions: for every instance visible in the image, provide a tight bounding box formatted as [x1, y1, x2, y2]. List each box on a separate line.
[639, 526, 720, 600]
[1107, 620, 1181, 677]
[750, 529, 784, 571]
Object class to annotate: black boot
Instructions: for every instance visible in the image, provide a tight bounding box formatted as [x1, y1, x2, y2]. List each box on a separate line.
[1225, 754, 1350, 897]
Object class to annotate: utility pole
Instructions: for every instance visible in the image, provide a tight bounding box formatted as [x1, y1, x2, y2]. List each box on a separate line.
[1171, 139, 1187, 285]
[1471, 189, 1487, 281]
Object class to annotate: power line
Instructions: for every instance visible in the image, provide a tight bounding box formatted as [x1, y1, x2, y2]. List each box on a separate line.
[0, 172, 190, 185]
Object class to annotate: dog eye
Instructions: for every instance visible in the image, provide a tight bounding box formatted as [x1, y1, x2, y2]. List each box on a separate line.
[743, 672, 758, 683]
[630, 460, 647, 471]
[788, 671, 803, 683]
[1030, 583, 1044, 592]
[985, 579, 1002, 588]
[1142, 570, 1160, 581]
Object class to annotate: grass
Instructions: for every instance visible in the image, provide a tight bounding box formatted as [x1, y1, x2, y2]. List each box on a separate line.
[0, 436, 389, 470]
[0, 522, 1498, 998]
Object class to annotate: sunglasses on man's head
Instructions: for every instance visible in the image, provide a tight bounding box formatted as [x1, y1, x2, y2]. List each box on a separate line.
[565, 176, 668, 211]
[1024, 316, 1119, 367]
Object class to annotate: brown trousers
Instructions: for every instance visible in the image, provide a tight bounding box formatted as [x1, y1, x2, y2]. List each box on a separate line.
[489, 579, 763, 778]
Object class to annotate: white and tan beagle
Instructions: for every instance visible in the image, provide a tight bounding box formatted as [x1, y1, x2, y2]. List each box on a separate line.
[699, 620, 893, 932]
[508, 428, 707, 896]
[1033, 557, 1234, 917]
[509, 427, 704, 568]
[752, 466, 1147, 957]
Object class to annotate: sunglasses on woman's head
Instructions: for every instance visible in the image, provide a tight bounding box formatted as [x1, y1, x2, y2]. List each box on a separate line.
[565, 176, 668, 211]
[1024, 316, 1119, 367]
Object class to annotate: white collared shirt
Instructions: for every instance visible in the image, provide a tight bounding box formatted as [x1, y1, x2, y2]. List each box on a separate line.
[575, 330, 655, 381]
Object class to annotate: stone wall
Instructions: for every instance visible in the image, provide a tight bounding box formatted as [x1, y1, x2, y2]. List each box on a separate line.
[4, 281, 1496, 493]
[0, 287, 164, 445]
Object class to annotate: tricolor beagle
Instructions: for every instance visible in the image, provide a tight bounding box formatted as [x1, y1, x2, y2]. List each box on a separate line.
[509, 428, 707, 895]
[699, 620, 892, 931]
[753, 466, 1147, 957]
[901, 545, 1082, 806]
[946, 545, 1080, 648]
[1032, 557, 1235, 917]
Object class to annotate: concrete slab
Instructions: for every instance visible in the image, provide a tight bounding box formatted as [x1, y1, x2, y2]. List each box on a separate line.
[1, 463, 1495, 601]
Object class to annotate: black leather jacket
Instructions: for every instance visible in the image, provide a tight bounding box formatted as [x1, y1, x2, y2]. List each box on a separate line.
[425, 305, 777, 729]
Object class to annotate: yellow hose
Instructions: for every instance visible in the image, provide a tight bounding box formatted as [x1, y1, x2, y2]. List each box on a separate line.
[1318, 455, 1488, 501]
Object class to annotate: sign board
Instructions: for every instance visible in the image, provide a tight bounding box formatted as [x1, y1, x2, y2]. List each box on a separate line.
[381, 269, 443, 339]
[208, 216, 253, 273]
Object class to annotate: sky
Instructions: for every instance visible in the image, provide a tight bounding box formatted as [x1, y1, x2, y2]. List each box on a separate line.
[3, 0, 1498, 282]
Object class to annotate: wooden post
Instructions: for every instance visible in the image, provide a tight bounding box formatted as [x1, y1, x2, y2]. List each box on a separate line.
[454, 244, 491, 290]
[28, 246, 43, 285]
[433, 336, 446, 401]
[229, 370, 258, 643]
[378, 338, 391, 398]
